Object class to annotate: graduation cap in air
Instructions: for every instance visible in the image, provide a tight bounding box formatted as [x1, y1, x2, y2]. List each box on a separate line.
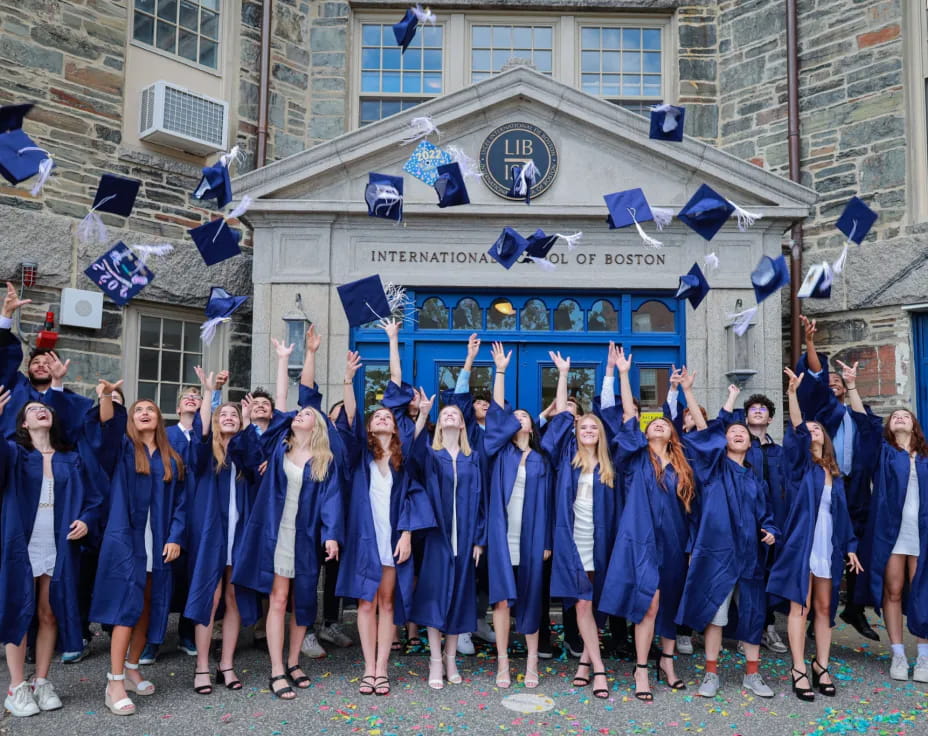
[751, 254, 790, 304]
[201, 286, 249, 344]
[77, 173, 142, 243]
[649, 104, 685, 142]
[83, 241, 154, 306]
[675, 262, 711, 309]
[487, 227, 530, 269]
[0, 128, 54, 192]
[603, 187, 673, 247]
[797, 262, 833, 300]
[193, 156, 234, 209]
[365, 172, 404, 222]
[0, 103, 34, 133]
[434, 162, 469, 207]
[521, 229, 583, 270]
[677, 184, 735, 241]
[188, 217, 242, 266]
[393, 5, 436, 52]
[833, 196, 878, 274]
[337, 275, 396, 327]
[507, 161, 539, 204]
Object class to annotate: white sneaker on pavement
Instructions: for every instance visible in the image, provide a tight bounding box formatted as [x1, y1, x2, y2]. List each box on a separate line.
[697, 671, 719, 697]
[761, 625, 788, 654]
[318, 623, 353, 648]
[913, 655, 928, 683]
[457, 632, 475, 655]
[890, 653, 910, 680]
[31, 679, 62, 711]
[301, 632, 327, 659]
[5, 681, 40, 717]
[742, 672, 774, 697]
[474, 619, 496, 644]
[676, 635, 693, 655]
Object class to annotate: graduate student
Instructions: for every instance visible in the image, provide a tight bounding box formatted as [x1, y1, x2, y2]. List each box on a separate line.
[542, 351, 617, 700]
[676, 370, 779, 699]
[482, 342, 553, 689]
[89, 378, 190, 716]
[0, 390, 103, 717]
[767, 365, 864, 700]
[231, 337, 343, 700]
[335, 338, 433, 696]
[599, 347, 696, 701]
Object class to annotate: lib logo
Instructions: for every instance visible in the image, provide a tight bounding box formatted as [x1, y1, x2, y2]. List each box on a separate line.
[479, 122, 558, 201]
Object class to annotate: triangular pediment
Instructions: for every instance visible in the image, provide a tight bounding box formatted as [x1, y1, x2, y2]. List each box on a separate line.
[235, 66, 816, 221]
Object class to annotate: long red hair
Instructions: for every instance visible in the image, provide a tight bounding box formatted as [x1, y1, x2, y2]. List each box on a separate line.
[645, 418, 696, 513]
[366, 409, 403, 471]
[126, 400, 185, 482]
[884, 409, 928, 457]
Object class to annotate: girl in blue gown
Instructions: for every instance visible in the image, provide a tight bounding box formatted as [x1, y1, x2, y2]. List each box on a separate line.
[0, 392, 102, 718]
[484, 342, 553, 689]
[767, 365, 864, 701]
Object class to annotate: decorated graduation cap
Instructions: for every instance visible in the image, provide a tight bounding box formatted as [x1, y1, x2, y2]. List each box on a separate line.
[365, 172, 404, 222]
[434, 162, 469, 207]
[193, 146, 242, 209]
[0, 103, 34, 133]
[487, 227, 530, 269]
[403, 140, 450, 186]
[84, 241, 155, 306]
[507, 161, 539, 204]
[337, 274, 414, 328]
[833, 196, 878, 274]
[675, 262, 711, 309]
[0, 128, 54, 194]
[393, 5, 436, 52]
[751, 254, 790, 304]
[201, 286, 249, 344]
[797, 262, 833, 300]
[649, 104, 685, 142]
[78, 173, 142, 243]
[521, 229, 583, 270]
[603, 187, 673, 247]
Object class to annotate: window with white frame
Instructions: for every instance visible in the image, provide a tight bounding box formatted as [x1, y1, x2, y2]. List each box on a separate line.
[579, 25, 663, 113]
[133, 0, 220, 69]
[135, 312, 204, 418]
[470, 25, 553, 81]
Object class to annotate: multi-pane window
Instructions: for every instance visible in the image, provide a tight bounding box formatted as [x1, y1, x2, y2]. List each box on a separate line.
[471, 25, 553, 81]
[133, 0, 220, 69]
[136, 314, 203, 418]
[360, 23, 443, 126]
[580, 26, 662, 110]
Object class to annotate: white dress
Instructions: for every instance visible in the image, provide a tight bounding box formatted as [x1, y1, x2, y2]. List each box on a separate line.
[507, 464, 527, 566]
[144, 510, 154, 573]
[274, 457, 304, 578]
[28, 476, 56, 577]
[892, 456, 921, 556]
[809, 483, 834, 578]
[573, 471, 595, 572]
[369, 460, 395, 567]
[226, 461, 239, 567]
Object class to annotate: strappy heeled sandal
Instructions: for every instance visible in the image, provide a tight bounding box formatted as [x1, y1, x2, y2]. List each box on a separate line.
[634, 663, 653, 702]
[592, 670, 610, 699]
[572, 660, 592, 687]
[123, 661, 155, 696]
[104, 672, 136, 716]
[791, 666, 814, 702]
[286, 664, 311, 689]
[269, 673, 295, 700]
[524, 654, 540, 689]
[811, 660, 836, 696]
[496, 654, 511, 688]
[374, 676, 391, 696]
[358, 674, 376, 695]
[193, 670, 213, 695]
[657, 652, 686, 690]
[428, 656, 444, 690]
[216, 665, 242, 690]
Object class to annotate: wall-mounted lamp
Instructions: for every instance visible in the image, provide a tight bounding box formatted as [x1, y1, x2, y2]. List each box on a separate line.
[21, 262, 37, 288]
[281, 293, 312, 378]
[725, 298, 757, 388]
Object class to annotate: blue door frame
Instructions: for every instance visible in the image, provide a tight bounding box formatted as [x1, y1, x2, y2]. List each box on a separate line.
[914, 313, 928, 422]
[350, 290, 686, 419]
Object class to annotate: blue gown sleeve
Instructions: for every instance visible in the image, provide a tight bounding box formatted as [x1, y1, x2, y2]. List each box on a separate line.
[86, 403, 128, 478]
[298, 382, 323, 411]
[475, 456, 488, 548]
[540, 411, 575, 463]
[483, 402, 521, 458]
[783, 423, 813, 485]
[399, 476, 435, 532]
[662, 399, 685, 437]
[0, 327, 23, 389]
[334, 405, 364, 466]
[756, 477, 778, 539]
[168, 461, 189, 547]
[320, 469, 344, 545]
[681, 422, 727, 484]
[543, 455, 554, 551]
[795, 352, 842, 429]
[850, 408, 883, 478]
[598, 403, 625, 442]
[227, 425, 265, 481]
[613, 416, 648, 465]
[75, 453, 105, 532]
[440, 387, 475, 427]
[382, 381, 417, 453]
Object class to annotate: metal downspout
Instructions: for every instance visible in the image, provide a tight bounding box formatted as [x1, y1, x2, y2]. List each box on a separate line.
[786, 0, 803, 366]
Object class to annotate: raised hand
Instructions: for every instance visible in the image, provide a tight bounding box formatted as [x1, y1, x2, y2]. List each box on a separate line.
[669, 364, 683, 388]
[214, 369, 230, 389]
[305, 324, 322, 354]
[466, 333, 481, 362]
[194, 365, 216, 391]
[97, 378, 124, 396]
[345, 350, 362, 381]
[727, 384, 741, 400]
[783, 366, 804, 394]
[272, 337, 294, 359]
[2, 281, 31, 318]
[800, 314, 817, 345]
[548, 350, 570, 373]
[491, 341, 511, 371]
[47, 351, 70, 382]
[381, 318, 400, 340]
[679, 365, 696, 391]
[417, 387, 436, 415]
[615, 346, 632, 374]
[240, 393, 253, 422]
[834, 359, 858, 389]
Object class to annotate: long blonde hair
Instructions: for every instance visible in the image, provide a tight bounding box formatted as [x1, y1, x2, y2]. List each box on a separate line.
[211, 402, 243, 475]
[285, 407, 334, 482]
[571, 413, 614, 487]
[431, 405, 473, 456]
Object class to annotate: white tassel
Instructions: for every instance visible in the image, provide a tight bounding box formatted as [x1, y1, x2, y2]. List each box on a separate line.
[651, 207, 674, 231]
[219, 144, 244, 170]
[628, 208, 663, 248]
[200, 316, 229, 345]
[821, 261, 834, 291]
[704, 252, 720, 271]
[366, 184, 404, 218]
[130, 243, 174, 267]
[412, 4, 436, 24]
[384, 281, 417, 323]
[729, 200, 762, 232]
[399, 115, 440, 144]
[212, 195, 252, 242]
[832, 243, 849, 275]
[447, 146, 482, 178]
[727, 306, 758, 337]
[555, 232, 583, 251]
[529, 256, 556, 271]
[77, 193, 118, 244]
[650, 103, 680, 133]
[30, 156, 53, 196]
[515, 160, 539, 197]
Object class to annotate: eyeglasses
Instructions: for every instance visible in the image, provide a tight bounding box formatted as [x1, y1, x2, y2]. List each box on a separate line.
[180, 393, 202, 402]
[24, 405, 52, 414]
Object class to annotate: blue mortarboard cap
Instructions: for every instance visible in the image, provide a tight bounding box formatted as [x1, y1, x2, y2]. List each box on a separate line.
[487, 227, 530, 269]
[92, 173, 141, 217]
[0, 128, 51, 184]
[434, 162, 469, 207]
[338, 275, 392, 327]
[0, 103, 34, 133]
[675, 262, 711, 309]
[83, 241, 154, 306]
[193, 161, 233, 209]
[603, 187, 653, 229]
[836, 196, 878, 244]
[525, 229, 559, 260]
[393, 9, 418, 51]
[365, 172, 404, 221]
[188, 218, 242, 266]
[677, 183, 735, 241]
[205, 286, 248, 319]
[751, 254, 790, 303]
[649, 104, 685, 142]
[797, 262, 833, 300]
[506, 161, 539, 204]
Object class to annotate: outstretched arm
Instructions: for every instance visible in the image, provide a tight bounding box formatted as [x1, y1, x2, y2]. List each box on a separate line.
[300, 324, 322, 389]
[784, 367, 804, 428]
[722, 383, 741, 414]
[194, 365, 217, 436]
[491, 341, 510, 408]
[549, 351, 570, 413]
[616, 346, 636, 422]
[97, 378, 124, 424]
[342, 350, 362, 427]
[384, 318, 401, 385]
[680, 367, 708, 431]
[835, 359, 865, 414]
[801, 315, 822, 374]
[600, 341, 617, 409]
[272, 337, 294, 410]
[414, 389, 435, 439]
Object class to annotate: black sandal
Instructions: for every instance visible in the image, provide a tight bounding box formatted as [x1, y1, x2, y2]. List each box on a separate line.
[193, 670, 213, 695]
[359, 675, 376, 695]
[216, 666, 242, 690]
[656, 652, 686, 690]
[634, 663, 654, 702]
[287, 664, 311, 689]
[811, 660, 836, 696]
[791, 666, 814, 702]
[391, 639, 403, 651]
[572, 660, 592, 687]
[374, 675, 391, 696]
[592, 671, 610, 699]
[269, 673, 295, 700]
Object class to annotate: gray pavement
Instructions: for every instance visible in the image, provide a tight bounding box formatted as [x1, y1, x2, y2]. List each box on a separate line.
[1, 614, 926, 736]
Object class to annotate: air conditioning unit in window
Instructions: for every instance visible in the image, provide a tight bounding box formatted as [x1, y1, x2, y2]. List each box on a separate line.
[139, 81, 228, 156]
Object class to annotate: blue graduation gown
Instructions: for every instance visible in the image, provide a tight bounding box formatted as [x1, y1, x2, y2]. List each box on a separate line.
[766, 423, 858, 625]
[676, 423, 779, 644]
[183, 425, 263, 627]
[598, 416, 690, 639]
[0, 442, 103, 651]
[333, 404, 434, 625]
[409, 440, 485, 634]
[231, 421, 343, 627]
[89, 407, 190, 643]
[541, 411, 617, 617]
[483, 402, 553, 635]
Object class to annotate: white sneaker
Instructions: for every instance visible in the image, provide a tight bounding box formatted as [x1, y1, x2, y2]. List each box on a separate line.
[5, 681, 40, 717]
[301, 632, 327, 659]
[31, 679, 62, 711]
[474, 619, 497, 644]
[761, 625, 789, 654]
[742, 672, 774, 697]
[697, 671, 719, 697]
[890, 653, 910, 680]
[318, 623, 353, 648]
[457, 632, 475, 655]
[676, 635, 694, 655]
[913, 655, 928, 683]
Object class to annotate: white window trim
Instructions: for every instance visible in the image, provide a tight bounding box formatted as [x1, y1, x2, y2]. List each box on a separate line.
[904, 0, 928, 223]
[129, 0, 225, 78]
